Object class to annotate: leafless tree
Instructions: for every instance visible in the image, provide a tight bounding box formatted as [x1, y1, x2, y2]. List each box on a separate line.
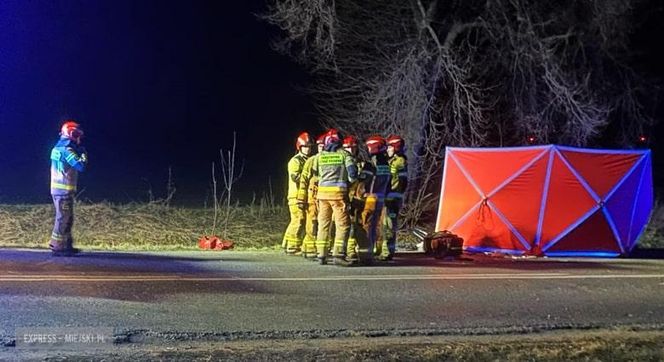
[210, 132, 244, 239]
[264, 0, 657, 227]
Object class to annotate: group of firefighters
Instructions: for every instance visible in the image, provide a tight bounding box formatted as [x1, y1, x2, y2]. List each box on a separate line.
[46, 121, 408, 263]
[282, 129, 408, 266]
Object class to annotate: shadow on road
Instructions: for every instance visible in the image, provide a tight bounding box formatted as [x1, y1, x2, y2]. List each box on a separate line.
[383, 252, 646, 271]
[0, 249, 267, 302]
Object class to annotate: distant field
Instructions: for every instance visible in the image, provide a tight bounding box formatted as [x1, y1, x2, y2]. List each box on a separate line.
[0, 202, 662, 251]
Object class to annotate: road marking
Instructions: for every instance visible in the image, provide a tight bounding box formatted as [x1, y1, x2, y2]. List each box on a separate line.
[0, 273, 664, 282]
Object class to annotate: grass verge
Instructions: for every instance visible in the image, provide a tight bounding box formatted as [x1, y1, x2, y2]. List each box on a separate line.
[1, 201, 663, 251]
[0, 202, 288, 251]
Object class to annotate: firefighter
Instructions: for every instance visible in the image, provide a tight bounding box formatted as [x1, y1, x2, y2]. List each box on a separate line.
[378, 134, 408, 261]
[313, 130, 357, 264]
[360, 135, 392, 264]
[282, 132, 313, 254]
[297, 133, 325, 258]
[342, 135, 361, 261]
[49, 120, 88, 256]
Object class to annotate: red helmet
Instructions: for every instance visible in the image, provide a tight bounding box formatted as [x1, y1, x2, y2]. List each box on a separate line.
[386, 134, 405, 153]
[316, 133, 326, 145]
[342, 135, 358, 148]
[323, 128, 340, 147]
[295, 132, 312, 150]
[61, 120, 84, 142]
[365, 135, 386, 155]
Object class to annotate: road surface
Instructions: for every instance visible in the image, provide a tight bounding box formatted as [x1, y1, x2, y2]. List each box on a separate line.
[0, 248, 663, 358]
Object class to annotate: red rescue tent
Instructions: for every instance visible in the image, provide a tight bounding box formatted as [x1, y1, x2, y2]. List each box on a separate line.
[435, 145, 653, 257]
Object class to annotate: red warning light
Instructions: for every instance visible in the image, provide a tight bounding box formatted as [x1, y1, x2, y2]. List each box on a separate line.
[527, 135, 536, 144]
[638, 135, 647, 143]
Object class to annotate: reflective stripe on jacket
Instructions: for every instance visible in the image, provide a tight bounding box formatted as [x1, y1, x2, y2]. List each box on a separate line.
[50, 137, 87, 196]
[287, 152, 308, 203]
[314, 149, 357, 200]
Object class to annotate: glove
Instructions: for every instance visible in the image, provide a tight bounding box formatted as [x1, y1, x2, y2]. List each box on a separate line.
[80, 153, 88, 163]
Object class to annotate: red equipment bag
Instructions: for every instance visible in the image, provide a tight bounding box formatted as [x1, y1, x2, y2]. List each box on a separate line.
[198, 236, 234, 250]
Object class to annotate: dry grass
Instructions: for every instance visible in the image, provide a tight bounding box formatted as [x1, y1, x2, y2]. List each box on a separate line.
[640, 201, 664, 249]
[0, 202, 288, 251]
[1, 201, 663, 251]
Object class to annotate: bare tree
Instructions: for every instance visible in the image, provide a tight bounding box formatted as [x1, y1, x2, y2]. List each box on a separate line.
[210, 132, 244, 239]
[264, 0, 657, 227]
[220, 132, 244, 239]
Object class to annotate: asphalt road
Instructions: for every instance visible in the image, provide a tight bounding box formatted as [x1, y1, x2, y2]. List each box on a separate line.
[0, 248, 663, 345]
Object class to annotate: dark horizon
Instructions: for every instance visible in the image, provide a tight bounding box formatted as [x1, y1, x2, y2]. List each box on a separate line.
[0, 0, 323, 205]
[0, 0, 662, 206]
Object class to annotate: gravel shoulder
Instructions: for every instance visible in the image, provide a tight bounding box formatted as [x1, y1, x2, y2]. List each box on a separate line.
[3, 327, 664, 361]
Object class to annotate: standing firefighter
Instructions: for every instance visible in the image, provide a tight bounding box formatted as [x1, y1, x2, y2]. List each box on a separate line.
[313, 130, 357, 264]
[355, 135, 391, 265]
[297, 133, 325, 258]
[378, 134, 408, 261]
[282, 132, 312, 254]
[341, 135, 364, 264]
[49, 120, 88, 256]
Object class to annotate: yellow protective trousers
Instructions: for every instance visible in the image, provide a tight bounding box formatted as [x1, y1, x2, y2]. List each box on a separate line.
[282, 203, 305, 252]
[302, 195, 318, 257]
[316, 199, 350, 259]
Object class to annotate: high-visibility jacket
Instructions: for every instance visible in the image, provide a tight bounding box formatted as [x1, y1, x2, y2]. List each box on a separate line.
[313, 147, 357, 200]
[297, 154, 319, 203]
[387, 154, 408, 200]
[50, 137, 87, 196]
[366, 153, 391, 201]
[287, 152, 308, 204]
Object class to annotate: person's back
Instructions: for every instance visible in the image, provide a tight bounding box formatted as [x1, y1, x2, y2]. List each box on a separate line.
[314, 131, 357, 264]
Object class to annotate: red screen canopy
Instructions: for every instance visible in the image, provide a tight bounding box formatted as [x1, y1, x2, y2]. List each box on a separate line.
[435, 145, 653, 257]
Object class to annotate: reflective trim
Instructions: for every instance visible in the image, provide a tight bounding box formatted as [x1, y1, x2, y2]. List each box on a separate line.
[319, 181, 347, 188]
[51, 182, 76, 191]
[50, 149, 62, 161]
[318, 186, 347, 192]
[50, 233, 65, 241]
[387, 192, 403, 199]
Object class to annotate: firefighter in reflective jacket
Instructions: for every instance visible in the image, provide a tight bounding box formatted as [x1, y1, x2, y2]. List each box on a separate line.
[296, 133, 325, 258]
[344, 136, 391, 265]
[49, 120, 88, 256]
[378, 134, 408, 261]
[282, 132, 313, 254]
[341, 135, 362, 262]
[312, 130, 357, 264]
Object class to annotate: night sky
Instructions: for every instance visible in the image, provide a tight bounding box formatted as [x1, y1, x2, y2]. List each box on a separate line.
[0, 0, 322, 205]
[0, 0, 662, 205]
